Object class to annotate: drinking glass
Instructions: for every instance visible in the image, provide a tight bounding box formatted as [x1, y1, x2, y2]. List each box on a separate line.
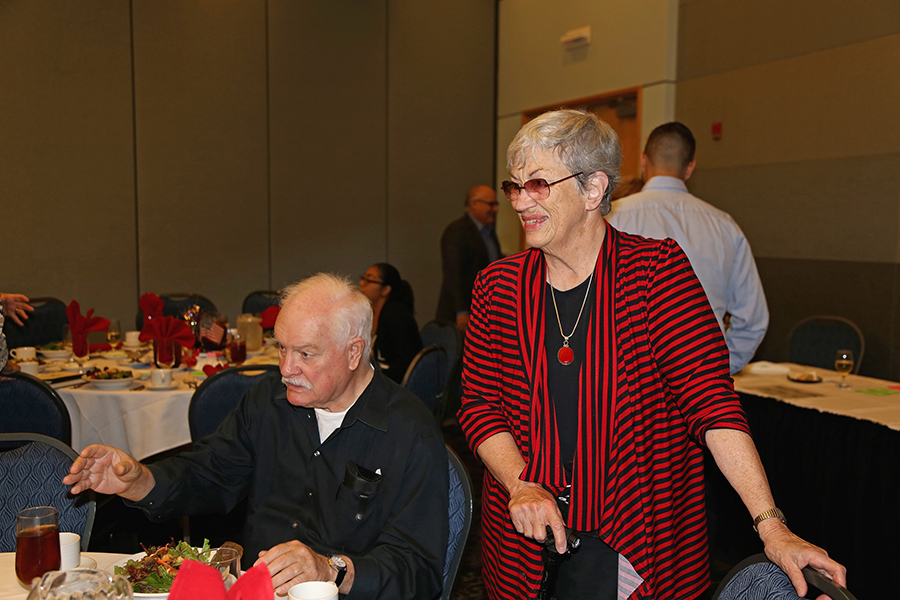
[63, 325, 89, 369]
[227, 331, 247, 366]
[16, 506, 61, 586]
[208, 547, 242, 589]
[835, 349, 854, 389]
[26, 569, 133, 600]
[154, 340, 177, 369]
[106, 319, 121, 346]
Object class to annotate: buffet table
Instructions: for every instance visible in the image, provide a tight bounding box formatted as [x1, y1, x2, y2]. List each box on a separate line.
[707, 362, 897, 598]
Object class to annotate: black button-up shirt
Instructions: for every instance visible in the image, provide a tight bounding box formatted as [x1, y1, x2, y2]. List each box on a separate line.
[132, 370, 448, 599]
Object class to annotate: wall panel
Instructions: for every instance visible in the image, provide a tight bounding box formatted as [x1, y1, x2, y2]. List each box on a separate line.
[0, 1, 136, 325]
[133, 0, 269, 321]
[268, 0, 388, 290]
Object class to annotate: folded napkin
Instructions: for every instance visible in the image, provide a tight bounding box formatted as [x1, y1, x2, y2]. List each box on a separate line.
[139, 292, 165, 328]
[66, 300, 111, 358]
[203, 363, 229, 377]
[744, 361, 791, 376]
[168, 561, 273, 600]
[140, 315, 196, 365]
[260, 305, 280, 329]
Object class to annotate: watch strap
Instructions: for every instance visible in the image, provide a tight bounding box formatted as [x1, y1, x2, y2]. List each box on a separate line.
[329, 555, 347, 587]
[752, 507, 786, 532]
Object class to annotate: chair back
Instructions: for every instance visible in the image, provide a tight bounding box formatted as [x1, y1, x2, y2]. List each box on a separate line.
[0, 433, 95, 552]
[421, 320, 459, 370]
[443, 445, 473, 600]
[0, 372, 71, 447]
[135, 293, 217, 329]
[713, 553, 856, 600]
[401, 345, 448, 413]
[188, 365, 280, 441]
[786, 315, 864, 373]
[2, 297, 67, 349]
[242, 290, 280, 316]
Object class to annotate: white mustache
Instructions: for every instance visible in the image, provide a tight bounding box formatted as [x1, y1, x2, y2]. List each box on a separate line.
[282, 376, 312, 390]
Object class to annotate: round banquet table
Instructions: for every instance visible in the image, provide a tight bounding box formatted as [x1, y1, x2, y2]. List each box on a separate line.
[0, 552, 130, 600]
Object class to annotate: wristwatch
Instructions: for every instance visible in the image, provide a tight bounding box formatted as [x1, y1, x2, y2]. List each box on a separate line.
[752, 507, 786, 532]
[328, 555, 347, 587]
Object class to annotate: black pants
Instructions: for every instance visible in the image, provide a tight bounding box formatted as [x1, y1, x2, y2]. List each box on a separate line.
[552, 532, 618, 600]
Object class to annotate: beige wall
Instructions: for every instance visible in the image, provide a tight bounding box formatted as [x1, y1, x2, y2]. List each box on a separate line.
[495, 0, 679, 254]
[677, 0, 900, 377]
[0, 0, 495, 331]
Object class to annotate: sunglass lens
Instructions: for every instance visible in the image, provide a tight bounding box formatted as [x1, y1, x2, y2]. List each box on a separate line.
[500, 181, 518, 199]
[524, 179, 550, 200]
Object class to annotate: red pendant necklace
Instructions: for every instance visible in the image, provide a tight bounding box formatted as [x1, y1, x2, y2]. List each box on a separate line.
[548, 268, 594, 366]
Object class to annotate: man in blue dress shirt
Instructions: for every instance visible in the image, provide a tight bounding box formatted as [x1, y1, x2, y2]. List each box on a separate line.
[606, 122, 768, 374]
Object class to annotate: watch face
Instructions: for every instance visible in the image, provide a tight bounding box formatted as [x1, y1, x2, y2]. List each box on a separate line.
[331, 555, 347, 569]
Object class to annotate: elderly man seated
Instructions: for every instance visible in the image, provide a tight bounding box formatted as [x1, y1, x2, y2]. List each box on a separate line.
[65, 274, 449, 599]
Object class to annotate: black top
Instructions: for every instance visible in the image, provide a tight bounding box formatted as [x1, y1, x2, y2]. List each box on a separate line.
[435, 213, 502, 324]
[545, 276, 596, 465]
[373, 298, 423, 383]
[132, 371, 448, 600]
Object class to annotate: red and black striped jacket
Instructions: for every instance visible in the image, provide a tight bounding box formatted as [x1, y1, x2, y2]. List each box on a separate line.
[459, 225, 750, 599]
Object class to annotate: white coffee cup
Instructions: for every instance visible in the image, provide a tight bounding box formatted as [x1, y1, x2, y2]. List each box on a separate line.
[19, 361, 39, 375]
[287, 582, 339, 600]
[125, 331, 141, 346]
[150, 368, 173, 387]
[11, 346, 36, 361]
[59, 532, 81, 570]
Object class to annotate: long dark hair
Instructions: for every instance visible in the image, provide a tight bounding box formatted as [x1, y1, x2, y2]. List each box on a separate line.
[375, 263, 415, 313]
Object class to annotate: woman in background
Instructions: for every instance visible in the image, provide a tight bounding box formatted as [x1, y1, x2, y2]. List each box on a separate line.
[359, 263, 423, 383]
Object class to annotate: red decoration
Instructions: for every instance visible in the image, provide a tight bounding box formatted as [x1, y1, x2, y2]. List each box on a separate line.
[260, 305, 280, 329]
[65, 300, 111, 358]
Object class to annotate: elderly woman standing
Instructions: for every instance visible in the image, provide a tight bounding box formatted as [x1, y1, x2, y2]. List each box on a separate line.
[458, 110, 845, 599]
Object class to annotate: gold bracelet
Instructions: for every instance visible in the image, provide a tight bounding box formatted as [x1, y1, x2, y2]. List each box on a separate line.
[752, 507, 786, 532]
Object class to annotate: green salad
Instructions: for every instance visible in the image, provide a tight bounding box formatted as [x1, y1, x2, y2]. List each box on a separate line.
[114, 539, 212, 593]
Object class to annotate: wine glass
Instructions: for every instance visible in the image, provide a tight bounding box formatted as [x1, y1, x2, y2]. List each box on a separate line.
[106, 319, 121, 347]
[16, 506, 60, 586]
[835, 349, 854, 389]
[63, 325, 89, 370]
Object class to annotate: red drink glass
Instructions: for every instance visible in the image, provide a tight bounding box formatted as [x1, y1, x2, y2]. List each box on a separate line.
[229, 339, 247, 365]
[15, 506, 61, 586]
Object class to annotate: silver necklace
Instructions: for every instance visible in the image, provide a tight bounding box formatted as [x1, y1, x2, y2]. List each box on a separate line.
[547, 268, 594, 366]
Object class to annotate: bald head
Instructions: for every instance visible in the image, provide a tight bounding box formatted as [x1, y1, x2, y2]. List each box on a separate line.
[465, 185, 498, 226]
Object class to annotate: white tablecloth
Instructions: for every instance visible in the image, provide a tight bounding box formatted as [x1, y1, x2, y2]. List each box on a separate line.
[53, 358, 194, 461]
[0, 552, 130, 600]
[735, 361, 900, 431]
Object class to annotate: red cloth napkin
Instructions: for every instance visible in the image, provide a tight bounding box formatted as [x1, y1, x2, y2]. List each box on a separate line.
[182, 347, 200, 368]
[65, 300, 111, 358]
[203, 363, 229, 377]
[140, 315, 195, 365]
[260, 305, 280, 329]
[139, 292, 165, 328]
[167, 561, 273, 600]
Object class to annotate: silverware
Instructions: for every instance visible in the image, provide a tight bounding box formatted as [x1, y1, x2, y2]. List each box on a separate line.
[130, 384, 145, 392]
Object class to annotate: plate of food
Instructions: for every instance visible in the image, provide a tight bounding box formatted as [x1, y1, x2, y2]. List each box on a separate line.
[112, 540, 241, 598]
[82, 367, 135, 390]
[787, 370, 822, 383]
[39, 342, 72, 359]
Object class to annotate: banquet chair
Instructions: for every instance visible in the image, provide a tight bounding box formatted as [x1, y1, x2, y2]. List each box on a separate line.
[241, 290, 280, 316]
[2, 296, 67, 349]
[0, 433, 95, 552]
[420, 320, 463, 421]
[184, 364, 279, 546]
[135, 292, 218, 330]
[401, 345, 448, 414]
[188, 364, 280, 441]
[443, 444, 473, 600]
[712, 553, 857, 600]
[786, 315, 864, 374]
[0, 372, 71, 449]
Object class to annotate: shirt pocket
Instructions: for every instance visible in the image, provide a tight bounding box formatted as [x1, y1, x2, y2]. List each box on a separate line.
[335, 461, 383, 525]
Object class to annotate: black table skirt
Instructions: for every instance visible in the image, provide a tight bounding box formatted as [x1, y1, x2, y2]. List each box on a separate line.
[705, 392, 897, 598]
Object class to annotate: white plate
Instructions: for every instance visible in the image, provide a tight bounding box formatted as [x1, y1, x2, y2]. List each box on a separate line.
[81, 375, 135, 390]
[80, 555, 98, 569]
[145, 381, 180, 391]
[40, 349, 72, 359]
[62, 362, 85, 372]
[111, 551, 234, 599]
[119, 359, 153, 369]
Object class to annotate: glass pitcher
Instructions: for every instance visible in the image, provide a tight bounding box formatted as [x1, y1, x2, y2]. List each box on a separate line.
[26, 568, 133, 600]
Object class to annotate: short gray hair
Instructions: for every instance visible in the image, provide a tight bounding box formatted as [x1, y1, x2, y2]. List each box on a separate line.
[279, 273, 372, 363]
[507, 109, 621, 216]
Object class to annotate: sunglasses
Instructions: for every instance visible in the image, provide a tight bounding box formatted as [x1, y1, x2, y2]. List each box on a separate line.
[500, 172, 582, 201]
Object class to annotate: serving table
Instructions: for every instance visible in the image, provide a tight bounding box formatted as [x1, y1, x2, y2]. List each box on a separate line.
[707, 362, 898, 598]
[0, 552, 130, 600]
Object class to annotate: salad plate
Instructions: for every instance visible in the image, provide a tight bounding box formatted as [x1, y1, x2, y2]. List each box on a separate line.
[82, 376, 135, 390]
[40, 349, 72, 359]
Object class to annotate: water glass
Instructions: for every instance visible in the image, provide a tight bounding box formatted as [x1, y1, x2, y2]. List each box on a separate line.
[26, 569, 133, 600]
[16, 506, 61, 586]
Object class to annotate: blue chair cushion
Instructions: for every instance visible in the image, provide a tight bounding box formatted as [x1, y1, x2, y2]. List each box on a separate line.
[717, 561, 800, 600]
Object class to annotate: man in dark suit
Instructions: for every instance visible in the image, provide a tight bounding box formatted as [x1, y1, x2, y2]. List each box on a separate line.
[436, 185, 501, 332]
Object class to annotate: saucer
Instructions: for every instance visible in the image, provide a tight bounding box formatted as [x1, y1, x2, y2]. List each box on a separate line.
[145, 381, 180, 391]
